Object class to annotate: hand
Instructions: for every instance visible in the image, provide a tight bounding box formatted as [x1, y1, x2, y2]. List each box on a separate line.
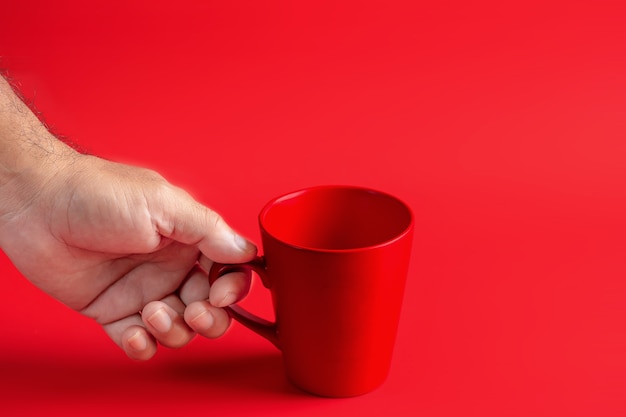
[0, 153, 257, 360]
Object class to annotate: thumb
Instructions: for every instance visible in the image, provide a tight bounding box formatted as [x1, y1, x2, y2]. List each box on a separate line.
[153, 186, 257, 263]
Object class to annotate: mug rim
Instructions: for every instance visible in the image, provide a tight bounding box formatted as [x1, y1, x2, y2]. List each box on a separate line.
[258, 185, 414, 253]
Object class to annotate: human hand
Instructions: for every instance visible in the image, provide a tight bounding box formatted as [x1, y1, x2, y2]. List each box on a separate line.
[0, 153, 257, 360]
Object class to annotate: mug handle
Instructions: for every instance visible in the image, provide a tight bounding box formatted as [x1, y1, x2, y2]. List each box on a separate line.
[208, 256, 280, 349]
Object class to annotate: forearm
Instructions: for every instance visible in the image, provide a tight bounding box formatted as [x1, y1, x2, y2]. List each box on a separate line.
[0, 76, 78, 225]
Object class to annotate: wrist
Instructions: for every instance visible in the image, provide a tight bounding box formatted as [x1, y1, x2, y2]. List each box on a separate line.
[0, 77, 80, 231]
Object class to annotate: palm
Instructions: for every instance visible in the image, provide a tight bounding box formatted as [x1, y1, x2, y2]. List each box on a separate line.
[29, 233, 200, 326]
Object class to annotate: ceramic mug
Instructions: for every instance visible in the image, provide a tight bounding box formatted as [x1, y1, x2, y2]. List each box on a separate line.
[209, 185, 414, 397]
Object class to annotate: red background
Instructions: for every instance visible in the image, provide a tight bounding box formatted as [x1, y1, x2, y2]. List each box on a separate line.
[1, 1, 626, 415]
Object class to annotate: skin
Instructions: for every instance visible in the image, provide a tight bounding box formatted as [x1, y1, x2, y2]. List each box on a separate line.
[0, 75, 257, 359]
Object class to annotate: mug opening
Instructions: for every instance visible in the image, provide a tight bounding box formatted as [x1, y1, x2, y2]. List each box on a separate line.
[259, 186, 413, 252]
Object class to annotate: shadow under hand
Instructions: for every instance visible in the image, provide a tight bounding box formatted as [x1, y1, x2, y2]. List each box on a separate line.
[160, 350, 297, 397]
[0, 346, 304, 407]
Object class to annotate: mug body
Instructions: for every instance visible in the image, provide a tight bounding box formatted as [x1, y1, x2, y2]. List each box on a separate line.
[259, 186, 413, 397]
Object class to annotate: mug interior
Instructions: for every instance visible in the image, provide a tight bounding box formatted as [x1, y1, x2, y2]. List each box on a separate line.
[260, 186, 412, 251]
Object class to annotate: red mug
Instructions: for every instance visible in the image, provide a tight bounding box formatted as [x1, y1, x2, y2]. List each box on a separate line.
[209, 186, 414, 397]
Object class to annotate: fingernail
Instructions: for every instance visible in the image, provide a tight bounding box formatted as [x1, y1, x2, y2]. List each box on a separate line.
[234, 233, 253, 252]
[219, 291, 237, 307]
[190, 310, 214, 330]
[128, 331, 147, 351]
[147, 308, 172, 333]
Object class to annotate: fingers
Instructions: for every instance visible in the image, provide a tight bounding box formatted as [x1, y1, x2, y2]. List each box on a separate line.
[103, 315, 158, 360]
[179, 264, 250, 336]
[101, 252, 252, 360]
[184, 300, 231, 339]
[141, 266, 249, 345]
[209, 271, 251, 307]
[103, 295, 196, 360]
[152, 187, 257, 264]
[122, 326, 157, 360]
[141, 295, 195, 349]
[103, 266, 250, 360]
[197, 255, 252, 307]
[178, 265, 210, 305]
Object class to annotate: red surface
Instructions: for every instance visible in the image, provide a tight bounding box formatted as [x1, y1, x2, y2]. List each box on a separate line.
[1, 0, 626, 415]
